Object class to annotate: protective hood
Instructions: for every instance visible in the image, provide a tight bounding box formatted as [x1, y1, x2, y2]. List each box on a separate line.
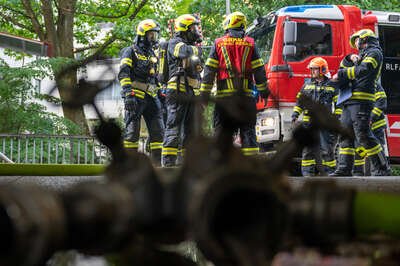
[227, 28, 245, 38]
[360, 37, 381, 54]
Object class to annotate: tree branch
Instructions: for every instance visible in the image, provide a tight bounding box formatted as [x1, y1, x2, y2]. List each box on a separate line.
[0, 15, 35, 32]
[21, 0, 45, 40]
[82, 34, 118, 64]
[0, 4, 30, 18]
[129, 0, 148, 20]
[78, 0, 135, 19]
[74, 44, 101, 53]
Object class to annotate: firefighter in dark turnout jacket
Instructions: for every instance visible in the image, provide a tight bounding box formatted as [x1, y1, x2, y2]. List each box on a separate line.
[291, 57, 339, 176]
[118, 19, 164, 166]
[199, 11, 269, 156]
[162, 14, 203, 167]
[331, 29, 391, 176]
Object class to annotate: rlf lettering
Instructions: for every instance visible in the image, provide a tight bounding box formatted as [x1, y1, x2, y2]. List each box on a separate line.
[386, 63, 400, 71]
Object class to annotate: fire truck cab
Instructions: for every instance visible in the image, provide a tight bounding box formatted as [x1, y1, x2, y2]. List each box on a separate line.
[248, 5, 400, 160]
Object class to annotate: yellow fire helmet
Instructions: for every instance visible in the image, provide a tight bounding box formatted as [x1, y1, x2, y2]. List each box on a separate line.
[174, 14, 199, 32]
[137, 19, 160, 36]
[349, 29, 376, 48]
[223, 11, 247, 30]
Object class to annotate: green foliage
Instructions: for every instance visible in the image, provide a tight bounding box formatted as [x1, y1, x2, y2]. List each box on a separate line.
[0, 59, 80, 134]
[188, 0, 400, 44]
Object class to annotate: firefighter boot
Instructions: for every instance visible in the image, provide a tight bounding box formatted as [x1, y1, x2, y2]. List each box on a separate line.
[329, 153, 353, 176]
[369, 150, 391, 176]
[352, 157, 365, 176]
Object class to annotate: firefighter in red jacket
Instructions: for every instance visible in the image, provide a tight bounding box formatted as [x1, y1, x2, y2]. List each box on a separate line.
[199, 11, 269, 156]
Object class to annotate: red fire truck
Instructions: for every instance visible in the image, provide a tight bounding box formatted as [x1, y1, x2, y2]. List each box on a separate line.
[248, 5, 400, 161]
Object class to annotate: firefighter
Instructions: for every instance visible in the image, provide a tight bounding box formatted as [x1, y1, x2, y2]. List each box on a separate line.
[291, 57, 338, 176]
[162, 14, 203, 167]
[331, 29, 391, 176]
[118, 19, 164, 166]
[199, 11, 269, 156]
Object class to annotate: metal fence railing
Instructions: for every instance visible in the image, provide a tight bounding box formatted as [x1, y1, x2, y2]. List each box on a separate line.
[0, 134, 111, 164]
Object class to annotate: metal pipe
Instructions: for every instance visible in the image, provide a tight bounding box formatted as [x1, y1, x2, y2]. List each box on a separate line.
[0, 152, 13, 163]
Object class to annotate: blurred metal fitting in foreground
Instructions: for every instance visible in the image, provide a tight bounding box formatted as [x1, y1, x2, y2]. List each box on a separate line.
[0, 185, 66, 266]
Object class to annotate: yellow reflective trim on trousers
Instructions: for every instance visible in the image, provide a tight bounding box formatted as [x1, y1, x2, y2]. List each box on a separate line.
[355, 146, 367, 158]
[173, 42, 185, 57]
[121, 58, 132, 67]
[241, 147, 259, 156]
[339, 147, 355, 155]
[354, 159, 365, 166]
[375, 91, 386, 100]
[322, 160, 336, 167]
[366, 144, 382, 156]
[372, 107, 383, 116]
[333, 95, 338, 102]
[293, 106, 303, 113]
[150, 142, 163, 150]
[303, 115, 310, 122]
[251, 58, 264, 69]
[372, 119, 386, 130]
[124, 140, 138, 148]
[221, 46, 234, 77]
[205, 58, 219, 68]
[200, 83, 213, 92]
[242, 46, 250, 75]
[334, 108, 343, 115]
[162, 147, 178, 155]
[363, 57, 378, 68]
[350, 92, 375, 101]
[301, 159, 316, 166]
[296, 92, 302, 99]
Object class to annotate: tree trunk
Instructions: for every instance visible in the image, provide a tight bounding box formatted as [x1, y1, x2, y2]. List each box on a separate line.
[56, 67, 90, 135]
[54, 0, 90, 135]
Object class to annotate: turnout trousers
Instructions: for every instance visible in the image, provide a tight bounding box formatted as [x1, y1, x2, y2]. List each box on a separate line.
[336, 103, 390, 176]
[301, 129, 337, 176]
[124, 93, 164, 166]
[162, 88, 195, 167]
[213, 97, 259, 156]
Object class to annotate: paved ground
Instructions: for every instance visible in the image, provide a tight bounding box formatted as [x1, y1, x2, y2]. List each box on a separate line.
[1, 175, 399, 193]
[0, 175, 104, 190]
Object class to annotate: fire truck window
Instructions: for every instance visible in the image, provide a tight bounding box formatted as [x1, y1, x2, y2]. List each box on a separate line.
[379, 26, 400, 114]
[381, 27, 400, 58]
[288, 23, 332, 61]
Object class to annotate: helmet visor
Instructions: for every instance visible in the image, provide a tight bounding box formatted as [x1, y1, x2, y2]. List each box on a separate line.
[146, 31, 159, 43]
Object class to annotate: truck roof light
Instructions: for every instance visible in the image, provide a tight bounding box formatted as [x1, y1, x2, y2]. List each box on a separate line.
[280, 5, 333, 13]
